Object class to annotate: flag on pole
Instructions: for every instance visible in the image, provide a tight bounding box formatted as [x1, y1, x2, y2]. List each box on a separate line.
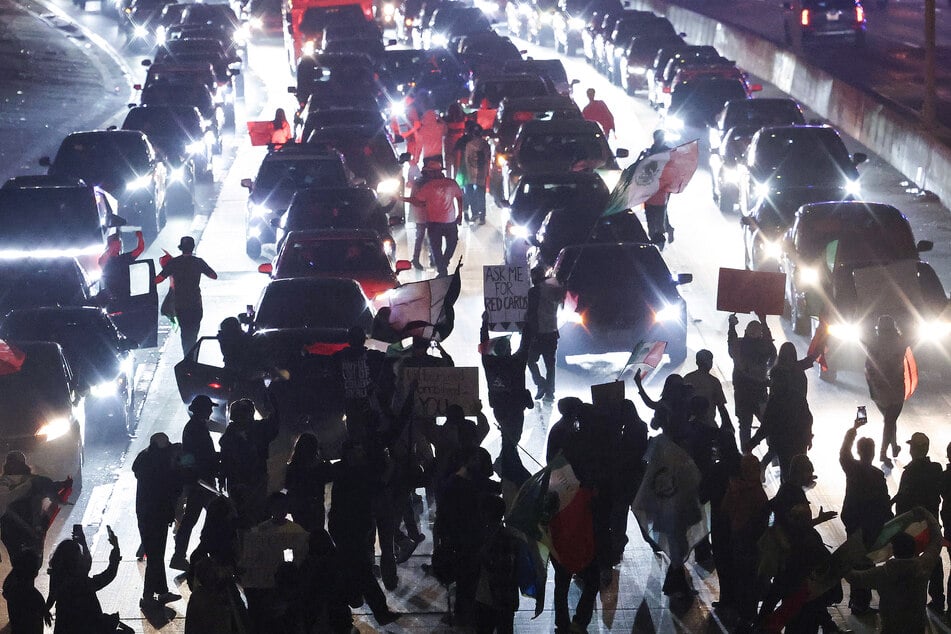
[371, 265, 462, 342]
[602, 141, 699, 217]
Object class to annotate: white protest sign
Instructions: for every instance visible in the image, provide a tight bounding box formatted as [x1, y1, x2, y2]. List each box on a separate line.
[483, 265, 530, 331]
[402, 366, 480, 416]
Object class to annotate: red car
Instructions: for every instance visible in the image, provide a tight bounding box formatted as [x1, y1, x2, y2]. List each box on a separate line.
[258, 229, 411, 302]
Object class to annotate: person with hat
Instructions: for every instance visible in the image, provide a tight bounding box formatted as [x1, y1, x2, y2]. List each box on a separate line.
[219, 397, 279, 528]
[156, 235, 218, 357]
[452, 120, 490, 224]
[401, 156, 464, 277]
[865, 314, 909, 466]
[170, 395, 220, 571]
[893, 431, 945, 613]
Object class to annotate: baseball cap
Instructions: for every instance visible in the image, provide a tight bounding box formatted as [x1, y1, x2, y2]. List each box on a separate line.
[178, 235, 196, 252]
[189, 394, 218, 413]
[907, 432, 930, 451]
[422, 155, 444, 171]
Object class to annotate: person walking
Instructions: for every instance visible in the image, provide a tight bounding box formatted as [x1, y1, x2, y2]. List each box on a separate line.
[839, 416, 892, 615]
[893, 431, 945, 613]
[408, 161, 438, 270]
[332, 326, 386, 436]
[219, 398, 279, 528]
[865, 314, 908, 466]
[524, 266, 562, 401]
[444, 102, 468, 176]
[682, 349, 731, 428]
[581, 88, 615, 138]
[846, 507, 942, 634]
[417, 106, 448, 166]
[637, 130, 674, 247]
[402, 155, 463, 277]
[727, 312, 776, 449]
[284, 432, 333, 533]
[155, 235, 218, 357]
[171, 395, 220, 571]
[453, 121, 490, 224]
[132, 432, 183, 610]
[3, 549, 47, 634]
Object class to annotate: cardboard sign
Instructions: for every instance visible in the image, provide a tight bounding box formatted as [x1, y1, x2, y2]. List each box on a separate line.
[591, 381, 625, 407]
[716, 268, 786, 315]
[484, 265, 530, 331]
[247, 121, 276, 146]
[402, 366, 479, 416]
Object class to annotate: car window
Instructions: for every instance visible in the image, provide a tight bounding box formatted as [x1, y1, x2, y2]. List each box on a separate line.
[256, 158, 348, 192]
[0, 263, 89, 315]
[473, 79, 549, 106]
[53, 135, 152, 180]
[670, 80, 748, 116]
[557, 247, 671, 293]
[0, 345, 71, 418]
[518, 132, 609, 167]
[0, 312, 119, 377]
[725, 100, 804, 129]
[312, 135, 396, 175]
[300, 5, 366, 33]
[753, 129, 853, 184]
[279, 239, 390, 276]
[123, 108, 202, 139]
[799, 212, 918, 265]
[255, 282, 368, 329]
[0, 189, 104, 249]
[514, 178, 608, 211]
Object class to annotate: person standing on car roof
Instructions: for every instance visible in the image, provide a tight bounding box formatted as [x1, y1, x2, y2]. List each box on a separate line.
[156, 235, 218, 357]
[639, 130, 675, 248]
[453, 121, 490, 225]
[581, 88, 615, 138]
[401, 156, 463, 277]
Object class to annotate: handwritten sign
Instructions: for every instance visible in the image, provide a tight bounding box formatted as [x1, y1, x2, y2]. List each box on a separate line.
[402, 366, 479, 416]
[484, 265, 530, 331]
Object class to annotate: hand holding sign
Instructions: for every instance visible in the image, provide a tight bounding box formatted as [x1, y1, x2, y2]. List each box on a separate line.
[484, 265, 530, 331]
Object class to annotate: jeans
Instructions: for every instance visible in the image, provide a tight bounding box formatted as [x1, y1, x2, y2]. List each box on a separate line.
[527, 332, 558, 397]
[553, 559, 599, 628]
[428, 222, 459, 276]
[413, 222, 431, 264]
[177, 305, 203, 357]
[173, 484, 214, 560]
[644, 204, 670, 248]
[138, 516, 170, 596]
[463, 184, 486, 221]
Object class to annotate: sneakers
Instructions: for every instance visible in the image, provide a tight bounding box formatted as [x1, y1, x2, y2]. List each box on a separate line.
[169, 555, 189, 572]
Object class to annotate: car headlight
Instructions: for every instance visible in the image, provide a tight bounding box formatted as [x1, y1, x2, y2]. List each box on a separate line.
[798, 266, 819, 286]
[250, 204, 271, 218]
[169, 167, 185, 183]
[36, 417, 71, 442]
[754, 182, 771, 199]
[760, 239, 782, 261]
[389, 99, 406, 117]
[557, 307, 584, 327]
[827, 322, 862, 342]
[383, 2, 395, 17]
[568, 17, 585, 30]
[845, 179, 861, 196]
[248, 226, 262, 239]
[155, 25, 166, 44]
[133, 25, 148, 38]
[185, 141, 206, 155]
[376, 178, 401, 196]
[302, 40, 315, 56]
[721, 166, 738, 184]
[496, 154, 508, 168]
[664, 116, 684, 131]
[919, 319, 951, 340]
[507, 223, 530, 239]
[654, 303, 681, 323]
[90, 380, 119, 398]
[126, 174, 152, 191]
[431, 33, 448, 47]
[250, 17, 263, 29]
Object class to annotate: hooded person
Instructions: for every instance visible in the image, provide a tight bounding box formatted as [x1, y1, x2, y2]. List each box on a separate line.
[219, 398, 279, 527]
[727, 312, 777, 448]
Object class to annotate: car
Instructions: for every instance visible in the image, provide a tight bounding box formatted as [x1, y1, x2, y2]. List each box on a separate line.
[138, 79, 225, 156]
[549, 242, 692, 364]
[275, 186, 392, 251]
[737, 125, 866, 270]
[118, 0, 169, 48]
[467, 74, 558, 110]
[709, 125, 757, 213]
[121, 105, 215, 209]
[240, 144, 353, 258]
[306, 125, 410, 215]
[709, 98, 806, 153]
[153, 2, 191, 46]
[377, 48, 468, 111]
[0, 258, 95, 317]
[500, 119, 628, 202]
[0, 308, 137, 437]
[524, 0, 560, 45]
[604, 14, 678, 84]
[321, 35, 387, 62]
[0, 340, 85, 482]
[296, 3, 369, 61]
[783, 0, 866, 47]
[620, 33, 684, 95]
[457, 34, 524, 82]
[297, 104, 386, 143]
[529, 208, 649, 270]
[649, 44, 724, 107]
[178, 3, 246, 51]
[42, 131, 169, 242]
[501, 171, 610, 265]
[423, 6, 491, 49]
[779, 202, 947, 358]
[396, 0, 424, 42]
[502, 59, 573, 96]
[552, 0, 622, 55]
[582, 10, 621, 67]
[245, 0, 284, 38]
[246, 277, 374, 333]
[0, 177, 123, 278]
[258, 229, 411, 300]
[662, 76, 757, 141]
[293, 52, 379, 108]
[149, 39, 242, 127]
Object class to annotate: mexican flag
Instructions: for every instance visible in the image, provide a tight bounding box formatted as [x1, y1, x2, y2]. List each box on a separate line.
[624, 340, 667, 377]
[371, 264, 462, 342]
[866, 510, 934, 564]
[0, 341, 25, 376]
[602, 141, 699, 217]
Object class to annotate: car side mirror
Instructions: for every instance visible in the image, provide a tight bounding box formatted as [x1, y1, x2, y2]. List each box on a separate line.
[852, 152, 867, 166]
[39, 156, 51, 167]
[398, 152, 412, 163]
[395, 259, 412, 272]
[287, 85, 297, 94]
[615, 148, 629, 158]
[240, 178, 253, 189]
[257, 263, 273, 274]
[750, 83, 763, 92]
[141, 59, 152, 67]
[917, 240, 934, 253]
[676, 273, 693, 285]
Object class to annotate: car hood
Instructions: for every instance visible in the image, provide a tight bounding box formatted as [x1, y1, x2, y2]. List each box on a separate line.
[757, 186, 849, 227]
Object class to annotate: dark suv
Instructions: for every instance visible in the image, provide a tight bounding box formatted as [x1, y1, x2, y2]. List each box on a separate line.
[783, 0, 866, 47]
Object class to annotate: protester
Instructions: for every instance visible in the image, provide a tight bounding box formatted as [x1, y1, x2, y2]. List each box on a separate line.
[453, 121, 490, 224]
[402, 155, 464, 277]
[839, 416, 892, 615]
[770, 454, 837, 532]
[299, 528, 353, 632]
[865, 314, 909, 465]
[581, 88, 615, 137]
[633, 370, 690, 441]
[523, 266, 562, 401]
[332, 325, 386, 435]
[284, 432, 333, 533]
[171, 395, 220, 571]
[408, 160, 438, 270]
[427, 403, 490, 492]
[682, 349, 731, 428]
[638, 130, 673, 247]
[942, 441, 951, 612]
[270, 108, 292, 146]
[444, 103, 468, 176]
[219, 397, 280, 528]
[133, 432, 183, 609]
[474, 495, 520, 633]
[475, 98, 497, 133]
[217, 317, 254, 375]
[0, 451, 70, 562]
[3, 549, 47, 634]
[846, 507, 942, 634]
[184, 553, 249, 634]
[893, 431, 944, 613]
[98, 229, 145, 302]
[155, 235, 218, 356]
[417, 105, 448, 165]
[727, 312, 776, 448]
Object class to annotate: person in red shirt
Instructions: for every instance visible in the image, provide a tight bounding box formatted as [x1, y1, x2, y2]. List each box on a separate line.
[402, 156, 463, 276]
[581, 88, 615, 138]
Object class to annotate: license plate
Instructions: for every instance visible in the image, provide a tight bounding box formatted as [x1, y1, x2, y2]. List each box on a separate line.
[826, 10, 841, 20]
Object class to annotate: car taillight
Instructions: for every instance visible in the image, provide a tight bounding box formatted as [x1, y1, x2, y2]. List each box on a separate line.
[800, 8, 810, 26]
[855, 5, 864, 21]
[512, 111, 534, 123]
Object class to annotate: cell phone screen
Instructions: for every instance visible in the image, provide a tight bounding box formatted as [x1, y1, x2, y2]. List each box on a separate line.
[283, 548, 293, 563]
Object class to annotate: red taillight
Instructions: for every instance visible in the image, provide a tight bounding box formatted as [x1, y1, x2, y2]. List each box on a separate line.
[512, 111, 534, 123]
[662, 86, 671, 94]
[800, 8, 810, 26]
[208, 383, 222, 389]
[855, 5, 864, 21]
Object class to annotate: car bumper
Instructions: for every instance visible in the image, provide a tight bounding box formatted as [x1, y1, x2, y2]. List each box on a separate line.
[558, 321, 686, 357]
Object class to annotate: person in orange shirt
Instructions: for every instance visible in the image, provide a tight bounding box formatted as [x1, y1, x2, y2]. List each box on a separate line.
[581, 88, 615, 138]
[270, 108, 292, 147]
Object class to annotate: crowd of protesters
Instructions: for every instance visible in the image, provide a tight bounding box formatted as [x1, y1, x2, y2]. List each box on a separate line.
[0, 305, 944, 634]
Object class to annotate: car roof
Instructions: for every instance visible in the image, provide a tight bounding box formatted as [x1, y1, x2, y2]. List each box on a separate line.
[519, 171, 607, 184]
[499, 96, 579, 110]
[559, 242, 660, 257]
[517, 119, 605, 134]
[2, 176, 90, 189]
[3, 306, 110, 325]
[797, 201, 904, 222]
[263, 277, 367, 292]
[264, 144, 344, 161]
[284, 228, 386, 242]
[476, 73, 549, 84]
[0, 257, 85, 274]
[307, 124, 391, 141]
[64, 129, 149, 144]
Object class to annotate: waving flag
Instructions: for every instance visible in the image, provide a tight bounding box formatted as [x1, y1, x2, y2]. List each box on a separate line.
[866, 510, 933, 564]
[506, 465, 552, 617]
[372, 265, 462, 342]
[621, 340, 667, 379]
[0, 341, 25, 376]
[602, 141, 699, 217]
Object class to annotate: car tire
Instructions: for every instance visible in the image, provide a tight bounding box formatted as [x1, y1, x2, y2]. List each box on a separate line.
[246, 237, 262, 259]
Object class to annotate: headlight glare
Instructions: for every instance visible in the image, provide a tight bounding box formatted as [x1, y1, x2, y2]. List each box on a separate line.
[126, 174, 152, 191]
[376, 178, 401, 196]
[36, 418, 71, 442]
[568, 17, 585, 30]
[827, 322, 863, 342]
[90, 381, 119, 398]
[507, 224, 530, 239]
[845, 179, 861, 196]
[798, 266, 819, 286]
[654, 303, 681, 323]
[557, 307, 584, 327]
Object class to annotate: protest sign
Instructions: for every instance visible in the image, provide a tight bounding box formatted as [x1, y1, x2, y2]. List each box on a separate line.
[716, 268, 785, 315]
[591, 381, 625, 407]
[484, 265, 530, 331]
[402, 366, 479, 416]
[247, 121, 276, 146]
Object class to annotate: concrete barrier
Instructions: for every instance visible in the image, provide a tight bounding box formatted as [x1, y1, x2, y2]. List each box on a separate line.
[632, 0, 951, 205]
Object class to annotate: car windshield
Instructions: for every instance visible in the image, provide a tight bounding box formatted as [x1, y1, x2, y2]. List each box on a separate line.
[312, 135, 396, 175]
[123, 108, 201, 140]
[513, 178, 608, 216]
[287, 190, 377, 228]
[558, 246, 672, 296]
[181, 5, 239, 29]
[809, 0, 857, 8]
[799, 212, 918, 266]
[255, 282, 368, 329]
[505, 61, 568, 83]
[0, 345, 71, 426]
[52, 135, 151, 182]
[755, 129, 854, 184]
[0, 262, 88, 314]
[255, 158, 348, 192]
[0, 312, 119, 378]
[300, 5, 366, 34]
[162, 39, 225, 57]
[0, 189, 103, 249]
[141, 84, 212, 112]
[518, 132, 608, 167]
[726, 100, 804, 128]
[473, 79, 548, 106]
[279, 238, 390, 276]
[670, 80, 747, 119]
[307, 110, 382, 130]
